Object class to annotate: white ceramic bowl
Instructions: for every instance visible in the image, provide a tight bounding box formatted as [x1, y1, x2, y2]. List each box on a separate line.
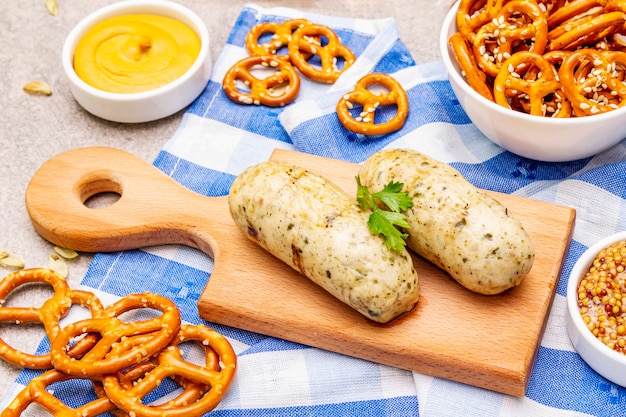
[62, 0, 211, 123]
[566, 231, 626, 387]
[439, 1, 626, 162]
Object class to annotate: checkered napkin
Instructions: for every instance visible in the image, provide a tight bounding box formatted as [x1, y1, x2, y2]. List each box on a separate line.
[3, 3, 626, 416]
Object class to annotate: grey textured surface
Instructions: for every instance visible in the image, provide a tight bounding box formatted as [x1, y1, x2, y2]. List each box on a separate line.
[0, 0, 452, 401]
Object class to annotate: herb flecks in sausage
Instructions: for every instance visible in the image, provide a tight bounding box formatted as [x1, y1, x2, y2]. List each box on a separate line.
[359, 148, 535, 295]
[228, 160, 419, 323]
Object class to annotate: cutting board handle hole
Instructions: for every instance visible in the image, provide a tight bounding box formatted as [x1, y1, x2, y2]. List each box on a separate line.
[84, 191, 121, 209]
[78, 176, 123, 209]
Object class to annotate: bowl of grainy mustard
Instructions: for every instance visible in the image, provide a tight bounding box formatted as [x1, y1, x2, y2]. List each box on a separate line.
[567, 232, 626, 387]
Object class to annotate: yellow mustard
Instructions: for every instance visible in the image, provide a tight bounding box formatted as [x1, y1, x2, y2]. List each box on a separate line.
[74, 14, 201, 94]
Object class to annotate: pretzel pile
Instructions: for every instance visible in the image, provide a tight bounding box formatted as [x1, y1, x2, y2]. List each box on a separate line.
[223, 18, 356, 107]
[0, 268, 236, 417]
[450, 0, 626, 117]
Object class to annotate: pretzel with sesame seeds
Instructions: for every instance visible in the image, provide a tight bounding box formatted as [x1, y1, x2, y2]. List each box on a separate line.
[50, 292, 181, 378]
[558, 48, 626, 116]
[0, 268, 104, 370]
[2, 328, 226, 417]
[288, 23, 356, 83]
[336, 72, 409, 136]
[494, 51, 572, 117]
[448, 32, 494, 101]
[102, 324, 237, 417]
[472, 0, 549, 77]
[222, 55, 301, 107]
[547, 11, 626, 51]
[546, 0, 608, 29]
[456, 0, 491, 41]
[245, 19, 311, 59]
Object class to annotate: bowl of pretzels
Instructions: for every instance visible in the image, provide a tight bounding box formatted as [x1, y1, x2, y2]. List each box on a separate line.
[440, 0, 626, 162]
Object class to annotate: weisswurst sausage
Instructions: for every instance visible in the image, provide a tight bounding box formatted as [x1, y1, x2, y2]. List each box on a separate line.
[228, 160, 419, 323]
[359, 149, 534, 295]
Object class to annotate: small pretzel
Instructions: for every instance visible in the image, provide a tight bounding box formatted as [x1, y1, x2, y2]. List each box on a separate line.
[0, 369, 119, 417]
[91, 356, 211, 417]
[547, 11, 626, 51]
[473, 0, 549, 77]
[222, 55, 301, 107]
[547, 0, 607, 29]
[448, 32, 494, 101]
[50, 292, 181, 377]
[245, 19, 311, 58]
[494, 51, 572, 117]
[102, 324, 237, 417]
[456, 0, 491, 41]
[558, 48, 626, 116]
[0, 269, 102, 369]
[336, 73, 409, 136]
[288, 23, 356, 83]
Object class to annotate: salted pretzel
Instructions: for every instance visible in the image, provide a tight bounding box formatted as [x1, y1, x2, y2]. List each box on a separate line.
[0, 268, 103, 369]
[473, 0, 549, 77]
[288, 23, 356, 83]
[547, 0, 608, 29]
[494, 51, 572, 117]
[559, 48, 626, 116]
[456, 0, 491, 41]
[448, 32, 494, 100]
[50, 292, 181, 377]
[245, 19, 311, 58]
[223, 55, 301, 107]
[0, 368, 119, 417]
[336, 73, 409, 136]
[102, 324, 237, 417]
[92, 357, 210, 417]
[548, 11, 626, 51]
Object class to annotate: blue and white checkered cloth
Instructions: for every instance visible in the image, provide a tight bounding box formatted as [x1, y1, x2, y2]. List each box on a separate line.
[3, 3, 626, 416]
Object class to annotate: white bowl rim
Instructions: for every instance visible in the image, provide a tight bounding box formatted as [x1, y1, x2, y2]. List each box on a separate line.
[566, 231, 626, 367]
[61, 0, 209, 102]
[440, 0, 626, 126]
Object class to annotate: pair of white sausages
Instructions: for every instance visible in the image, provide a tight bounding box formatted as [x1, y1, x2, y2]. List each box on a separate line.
[228, 148, 534, 323]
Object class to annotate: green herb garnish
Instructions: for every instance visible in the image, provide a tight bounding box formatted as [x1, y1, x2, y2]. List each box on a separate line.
[356, 176, 413, 251]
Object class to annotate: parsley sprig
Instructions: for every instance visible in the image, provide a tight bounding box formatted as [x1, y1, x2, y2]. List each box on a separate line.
[356, 176, 414, 251]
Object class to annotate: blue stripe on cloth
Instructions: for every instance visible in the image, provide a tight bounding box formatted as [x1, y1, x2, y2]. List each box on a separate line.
[185, 80, 294, 144]
[81, 250, 266, 346]
[527, 346, 626, 415]
[153, 148, 236, 196]
[556, 239, 585, 297]
[371, 39, 416, 73]
[577, 161, 626, 199]
[238, 337, 311, 355]
[288, 80, 470, 163]
[209, 396, 420, 417]
[450, 153, 591, 194]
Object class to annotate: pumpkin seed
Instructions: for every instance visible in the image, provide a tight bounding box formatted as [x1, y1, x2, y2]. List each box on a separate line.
[0, 255, 25, 269]
[45, 0, 58, 16]
[54, 246, 79, 260]
[48, 253, 68, 278]
[23, 81, 52, 96]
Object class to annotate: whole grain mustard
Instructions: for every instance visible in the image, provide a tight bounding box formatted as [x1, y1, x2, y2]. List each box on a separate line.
[577, 240, 626, 355]
[73, 14, 201, 94]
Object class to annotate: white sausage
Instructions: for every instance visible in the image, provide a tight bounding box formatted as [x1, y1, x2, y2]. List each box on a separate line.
[358, 149, 534, 295]
[228, 160, 419, 323]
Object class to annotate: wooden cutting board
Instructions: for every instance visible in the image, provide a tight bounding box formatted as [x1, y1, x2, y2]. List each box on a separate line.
[25, 146, 575, 396]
